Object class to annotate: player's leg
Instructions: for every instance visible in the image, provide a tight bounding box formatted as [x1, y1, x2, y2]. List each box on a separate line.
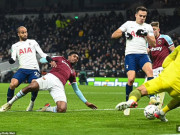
[157, 92, 165, 109]
[38, 74, 67, 113]
[7, 78, 19, 102]
[39, 101, 67, 113]
[124, 70, 136, 115]
[116, 76, 164, 111]
[142, 58, 158, 105]
[124, 54, 137, 115]
[26, 70, 41, 111]
[155, 97, 180, 122]
[7, 69, 26, 102]
[0, 81, 39, 112]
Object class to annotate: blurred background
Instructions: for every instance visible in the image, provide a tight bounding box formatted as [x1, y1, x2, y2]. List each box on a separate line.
[0, 0, 180, 83]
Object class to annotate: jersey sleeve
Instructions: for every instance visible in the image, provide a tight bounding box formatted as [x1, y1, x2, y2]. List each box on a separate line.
[11, 45, 17, 61]
[164, 35, 174, 47]
[34, 40, 48, 58]
[119, 21, 129, 32]
[162, 46, 179, 68]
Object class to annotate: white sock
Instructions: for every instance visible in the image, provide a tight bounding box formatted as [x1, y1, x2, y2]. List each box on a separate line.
[8, 90, 25, 105]
[46, 106, 57, 113]
[160, 110, 165, 115]
[127, 99, 135, 105]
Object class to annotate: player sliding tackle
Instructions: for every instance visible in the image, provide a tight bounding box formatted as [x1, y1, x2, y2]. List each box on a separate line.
[115, 46, 180, 122]
[0, 52, 97, 112]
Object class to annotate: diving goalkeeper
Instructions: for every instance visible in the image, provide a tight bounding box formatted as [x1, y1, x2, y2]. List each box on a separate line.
[115, 45, 180, 122]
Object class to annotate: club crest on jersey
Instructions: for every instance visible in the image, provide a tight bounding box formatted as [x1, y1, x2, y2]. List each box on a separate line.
[19, 47, 32, 55]
[157, 39, 162, 45]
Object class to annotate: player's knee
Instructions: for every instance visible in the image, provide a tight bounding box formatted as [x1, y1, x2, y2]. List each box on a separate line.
[10, 82, 18, 89]
[26, 82, 39, 91]
[137, 85, 148, 96]
[128, 79, 134, 85]
[57, 106, 66, 113]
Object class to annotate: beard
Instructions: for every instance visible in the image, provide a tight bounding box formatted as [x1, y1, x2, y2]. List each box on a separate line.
[21, 37, 27, 41]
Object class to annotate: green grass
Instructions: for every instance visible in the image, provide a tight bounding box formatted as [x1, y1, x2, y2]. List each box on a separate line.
[0, 83, 179, 135]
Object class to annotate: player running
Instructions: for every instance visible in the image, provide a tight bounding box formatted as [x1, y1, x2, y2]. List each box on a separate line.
[148, 22, 175, 109]
[111, 6, 156, 115]
[7, 26, 56, 111]
[0, 51, 97, 112]
[115, 45, 180, 122]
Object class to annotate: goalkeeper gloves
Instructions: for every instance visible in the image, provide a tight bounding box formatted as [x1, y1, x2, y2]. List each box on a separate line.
[136, 29, 148, 36]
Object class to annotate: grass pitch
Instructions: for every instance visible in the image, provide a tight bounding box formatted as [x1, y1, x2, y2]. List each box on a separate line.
[0, 83, 179, 135]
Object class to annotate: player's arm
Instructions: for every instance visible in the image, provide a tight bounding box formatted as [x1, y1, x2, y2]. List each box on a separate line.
[39, 57, 57, 68]
[111, 21, 129, 39]
[166, 35, 175, 52]
[71, 82, 97, 109]
[146, 35, 156, 47]
[34, 41, 56, 67]
[162, 46, 179, 68]
[9, 45, 16, 64]
[169, 46, 175, 52]
[111, 28, 123, 39]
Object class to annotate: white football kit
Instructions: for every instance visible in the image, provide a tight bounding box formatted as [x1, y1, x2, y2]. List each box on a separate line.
[11, 39, 48, 71]
[119, 21, 154, 55]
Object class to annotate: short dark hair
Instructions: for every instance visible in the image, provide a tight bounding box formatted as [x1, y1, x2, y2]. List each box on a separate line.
[151, 21, 159, 27]
[68, 51, 79, 56]
[136, 6, 147, 13]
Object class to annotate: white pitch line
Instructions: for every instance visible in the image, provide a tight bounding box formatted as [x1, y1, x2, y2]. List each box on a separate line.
[2, 107, 180, 113]
[0, 92, 124, 95]
[68, 108, 145, 112]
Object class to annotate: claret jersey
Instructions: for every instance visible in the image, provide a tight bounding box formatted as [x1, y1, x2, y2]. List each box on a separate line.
[149, 34, 174, 69]
[50, 56, 76, 86]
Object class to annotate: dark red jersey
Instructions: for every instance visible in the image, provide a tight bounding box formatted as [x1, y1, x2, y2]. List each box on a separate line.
[149, 34, 174, 69]
[50, 56, 76, 85]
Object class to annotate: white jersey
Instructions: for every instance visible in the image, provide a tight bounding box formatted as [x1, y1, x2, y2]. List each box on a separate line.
[11, 39, 48, 71]
[119, 21, 154, 56]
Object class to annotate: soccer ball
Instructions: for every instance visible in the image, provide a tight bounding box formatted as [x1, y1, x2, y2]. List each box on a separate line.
[144, 105, 159, 120]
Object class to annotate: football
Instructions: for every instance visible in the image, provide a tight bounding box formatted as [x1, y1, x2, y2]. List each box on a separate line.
[144, 105, 159, 120]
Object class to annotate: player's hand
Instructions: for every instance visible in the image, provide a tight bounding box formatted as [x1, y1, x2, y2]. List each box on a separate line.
[50, 61, 57, 68]
[85, 102, 97, 110]
[136, 29, 147, 36]
[125, 32, 133, 40]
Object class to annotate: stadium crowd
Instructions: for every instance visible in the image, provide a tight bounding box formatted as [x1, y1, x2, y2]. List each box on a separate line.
[0, 7, 180, 82]
[0, 0, 180, 14]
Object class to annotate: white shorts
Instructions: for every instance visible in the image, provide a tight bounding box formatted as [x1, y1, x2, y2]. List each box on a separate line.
[35, 73, 67, 103]
[153, 67, 163, 78]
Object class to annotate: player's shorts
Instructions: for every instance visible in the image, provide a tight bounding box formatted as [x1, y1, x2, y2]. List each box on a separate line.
[125, 54, 151, 72]
[143, 76, 180, 100]
[153, 67, 163, 78]
[13, 68, 41, 84]
[35, 73, 67, 103]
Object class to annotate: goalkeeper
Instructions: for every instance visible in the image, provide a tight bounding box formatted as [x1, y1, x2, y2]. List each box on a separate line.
[116, 45, 180, 122]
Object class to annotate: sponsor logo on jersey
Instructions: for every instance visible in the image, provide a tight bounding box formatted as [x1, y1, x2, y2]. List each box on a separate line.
[62, 60, 73, 73]
[150, 47, 162, 51]
[19, 47, 32, 55]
